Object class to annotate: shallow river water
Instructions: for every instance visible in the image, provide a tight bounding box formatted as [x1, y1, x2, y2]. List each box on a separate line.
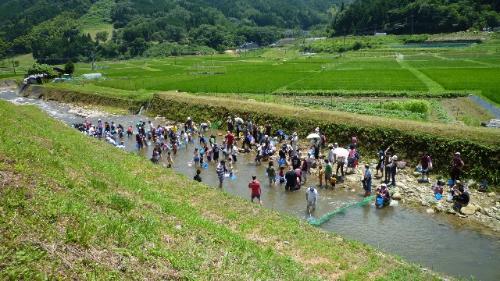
[1, 90, 499, 281]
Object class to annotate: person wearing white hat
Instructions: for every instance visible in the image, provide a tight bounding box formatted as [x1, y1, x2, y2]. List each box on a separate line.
[389, 155, 398, 186]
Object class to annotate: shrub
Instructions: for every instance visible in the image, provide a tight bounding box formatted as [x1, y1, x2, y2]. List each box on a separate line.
[27, 63, 55, 77]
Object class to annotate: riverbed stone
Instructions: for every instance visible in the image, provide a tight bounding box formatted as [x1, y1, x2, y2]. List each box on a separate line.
[446, 208, 456, 214]
[392, 192, 402, 200]
[460, 204, 478, 215]
[426, 208, 435, 214]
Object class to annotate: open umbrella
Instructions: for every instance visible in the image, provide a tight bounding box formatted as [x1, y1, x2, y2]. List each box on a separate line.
[234, 117, 244, 124]
[306, 133, 320, 139]
[332, 147, 349, 158]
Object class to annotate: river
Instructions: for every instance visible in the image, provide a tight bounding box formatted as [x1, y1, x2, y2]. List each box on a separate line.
[1, 89, 498, 281]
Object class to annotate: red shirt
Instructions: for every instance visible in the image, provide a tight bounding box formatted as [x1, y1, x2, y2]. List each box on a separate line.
[226, 133, 234, 145]
[248, 180, 261, 196]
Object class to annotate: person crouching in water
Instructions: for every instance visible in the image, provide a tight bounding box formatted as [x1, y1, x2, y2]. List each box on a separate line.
[193, 169, 202, 182]
[362, 164, 372, 197]
[248, 176, 262, 205]
[376, 184, 391, 208]
[306, 186, 318, 215]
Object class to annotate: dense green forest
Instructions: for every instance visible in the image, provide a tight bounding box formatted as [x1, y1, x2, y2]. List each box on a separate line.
[0, 0, 499, 64]
[0, 0, 340, 63]
[331, 0, 500, 35]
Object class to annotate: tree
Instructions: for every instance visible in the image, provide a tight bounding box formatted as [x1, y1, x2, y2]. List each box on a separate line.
[95, 31, 109, 43]
[27, 63, 55, 77]
[64, 61, 75, 75]
[10, 60, 19, 75]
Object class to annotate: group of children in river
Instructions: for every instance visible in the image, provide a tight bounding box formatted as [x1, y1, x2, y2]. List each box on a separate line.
[73, 115, 471, 213]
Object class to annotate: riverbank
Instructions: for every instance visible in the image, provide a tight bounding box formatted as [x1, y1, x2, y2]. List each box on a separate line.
[22, 84, 500, 185]
[0, 99, 445, 280]
[334, 166, 500, 234]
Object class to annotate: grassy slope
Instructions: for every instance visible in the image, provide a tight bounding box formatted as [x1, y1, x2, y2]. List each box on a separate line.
[0, 54, 35, 79]
[0, 100, 439, 280]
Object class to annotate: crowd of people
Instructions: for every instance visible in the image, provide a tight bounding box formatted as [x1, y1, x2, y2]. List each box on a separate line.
[72, 115, 470, 213]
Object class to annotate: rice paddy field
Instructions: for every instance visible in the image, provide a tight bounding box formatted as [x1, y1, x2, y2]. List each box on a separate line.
[4, 32, 499, 126]
[65, 33, 499, 103]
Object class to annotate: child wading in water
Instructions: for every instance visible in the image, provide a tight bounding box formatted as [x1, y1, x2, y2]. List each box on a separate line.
[166, 151, 173, 168]
[278, 166, 285, 184]
[266, 161, 276, 186]
[193, 169, 202, 182]
[318, 165, 324, 188]
[193, 148, 200, 167]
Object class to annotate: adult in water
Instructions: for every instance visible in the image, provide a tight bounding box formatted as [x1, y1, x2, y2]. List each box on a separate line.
[376, 184, 391, 208]
[306, 186, 318, 215]
[285, 167, 297, 191]
[216, 160, 227, 188]
[362, 164, 372, 197]
[248, 176, 262, 205]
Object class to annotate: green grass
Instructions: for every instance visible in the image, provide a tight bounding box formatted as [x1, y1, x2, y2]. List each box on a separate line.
[0, 53, 35, 79]
[422, 68, 500, 104]
[0, 100, 441, 280]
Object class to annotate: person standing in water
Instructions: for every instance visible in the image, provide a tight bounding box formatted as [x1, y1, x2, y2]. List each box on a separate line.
[306, 186, 318, 215]
[248, 176, 262, 205]
[216, 160, 227, 188]
[266, 161, 276, 186]
[362, 164, 372, 197]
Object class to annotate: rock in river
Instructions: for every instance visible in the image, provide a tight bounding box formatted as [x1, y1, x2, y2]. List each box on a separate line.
[460, 204, 478, 215]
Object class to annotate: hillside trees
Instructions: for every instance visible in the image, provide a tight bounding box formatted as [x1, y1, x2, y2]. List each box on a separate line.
[331, 0, 500, 35]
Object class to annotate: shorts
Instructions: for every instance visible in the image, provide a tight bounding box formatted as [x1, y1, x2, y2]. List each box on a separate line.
[251, 194, 261, 200]
[307, 200, 316, 208]
[268, 176, 276, 182]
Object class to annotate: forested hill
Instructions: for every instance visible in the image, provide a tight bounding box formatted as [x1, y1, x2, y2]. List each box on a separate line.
[1, 0, 499, 64]
[0, 0, 341, 62]
[331, 0, 500, 35]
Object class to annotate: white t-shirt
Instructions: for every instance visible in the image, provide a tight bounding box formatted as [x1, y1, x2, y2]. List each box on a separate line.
[306, 187, 318, 203]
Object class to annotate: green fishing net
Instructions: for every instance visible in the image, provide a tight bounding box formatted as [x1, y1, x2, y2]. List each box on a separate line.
[308, 195, 375, 226]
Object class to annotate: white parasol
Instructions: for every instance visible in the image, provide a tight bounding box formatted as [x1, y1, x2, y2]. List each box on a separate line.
[306, 133, 320, 139]
[332, 147, 349, 158]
